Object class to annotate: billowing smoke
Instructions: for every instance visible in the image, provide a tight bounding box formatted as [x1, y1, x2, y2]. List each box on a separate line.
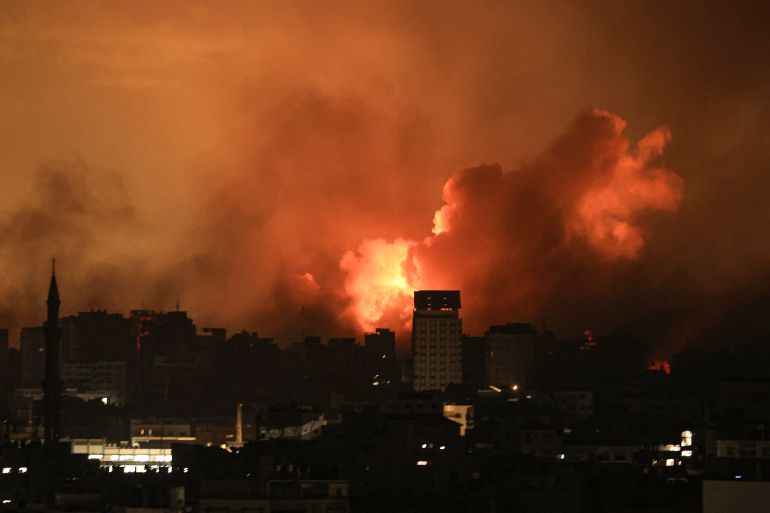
[1, 2, 769, 354]
[341, 110, 684, 336]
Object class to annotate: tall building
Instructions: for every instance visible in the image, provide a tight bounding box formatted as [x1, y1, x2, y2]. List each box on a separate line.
[62, 361, 128, 405]
[484, 323, 537, 387]
[20, 326, 46, 386]
[0, 329, 8, 391]
[365, 328, 397, 388]
[462, 335, 485, 387]
[43, 262, 63, 446]
[411, 291, 462, 391]
[60, 310, 133, 364]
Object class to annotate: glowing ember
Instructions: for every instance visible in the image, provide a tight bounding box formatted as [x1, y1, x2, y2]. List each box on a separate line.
[648, 360, 671, 374]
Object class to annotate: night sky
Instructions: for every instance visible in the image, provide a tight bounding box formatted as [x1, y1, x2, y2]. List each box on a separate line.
[1, 1, 768, 353]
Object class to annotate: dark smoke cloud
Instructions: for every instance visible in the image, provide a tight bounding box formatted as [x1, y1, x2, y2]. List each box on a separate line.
[0, 159, 140, 330]
[1, 1, 769, 354]
[341, 110, 684, 344]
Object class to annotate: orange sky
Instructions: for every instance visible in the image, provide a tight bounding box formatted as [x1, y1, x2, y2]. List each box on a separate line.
[1, 1, 769, 352]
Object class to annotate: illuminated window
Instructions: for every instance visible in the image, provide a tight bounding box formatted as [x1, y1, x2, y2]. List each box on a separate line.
[416, 460, 429, 466]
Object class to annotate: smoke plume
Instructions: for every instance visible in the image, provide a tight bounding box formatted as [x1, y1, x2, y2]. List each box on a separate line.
[1, 1, 769, 354]
[341, 110, 684, 336]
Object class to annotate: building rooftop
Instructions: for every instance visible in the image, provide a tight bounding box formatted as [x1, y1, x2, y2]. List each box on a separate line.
[414, 290, 461, 310]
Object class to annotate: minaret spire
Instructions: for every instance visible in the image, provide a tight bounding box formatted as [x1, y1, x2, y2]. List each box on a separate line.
[47, 262, 60, 310]
[43, 259, 62, 449]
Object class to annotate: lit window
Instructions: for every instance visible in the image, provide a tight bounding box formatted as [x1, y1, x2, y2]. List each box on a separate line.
[416, 460, 429, 466]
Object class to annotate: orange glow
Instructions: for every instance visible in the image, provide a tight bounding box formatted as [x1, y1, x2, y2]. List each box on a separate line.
[569, 116, 683, 259]
[340, 110, 684, 336]
[431, 180, 457, 235]
[339, 238, 418, 331]
[580, 330, 597, 350]
[432, 205, 452, 235]
[648, 360, 671, 374]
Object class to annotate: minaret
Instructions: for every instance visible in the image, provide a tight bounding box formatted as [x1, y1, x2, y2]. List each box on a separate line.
[43, 259, 62, 447]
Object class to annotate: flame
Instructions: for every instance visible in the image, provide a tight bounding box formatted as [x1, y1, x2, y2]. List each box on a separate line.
[339, 238, 418, 331]
[339, 110, 684, 334]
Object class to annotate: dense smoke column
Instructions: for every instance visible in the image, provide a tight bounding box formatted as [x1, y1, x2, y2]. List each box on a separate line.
[341, 110, 684, 341]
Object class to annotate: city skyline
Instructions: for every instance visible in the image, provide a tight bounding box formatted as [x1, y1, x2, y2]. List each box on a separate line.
[1, 2, 769, 511]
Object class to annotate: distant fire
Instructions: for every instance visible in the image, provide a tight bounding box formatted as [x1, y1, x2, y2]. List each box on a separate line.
[340, 238, 417, 331]
[568, 119, 683, 259]
[648, 360, 671, 374]
[338, 110, 684, 334]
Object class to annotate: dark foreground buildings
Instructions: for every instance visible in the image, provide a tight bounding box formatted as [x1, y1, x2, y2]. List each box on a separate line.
[1, 280, 769, 512]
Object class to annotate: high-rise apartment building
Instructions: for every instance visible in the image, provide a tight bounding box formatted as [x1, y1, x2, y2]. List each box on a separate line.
[20, 326, 46, 387]
[364, 328, 397, 388]
[411, 290, 462, 391]
[484, 323, 537, 387]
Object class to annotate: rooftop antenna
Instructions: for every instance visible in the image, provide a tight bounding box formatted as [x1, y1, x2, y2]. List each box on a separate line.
[51, 258, 56, 276]
[176, 298, 180, 312]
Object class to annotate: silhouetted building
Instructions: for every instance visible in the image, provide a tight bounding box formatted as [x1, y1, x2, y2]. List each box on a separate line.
[62, 360, 128, 405]
[484, 323, 537, 387]
[0, 329, 8, 389]
[20, 326, 46, 387]
[462, 335, 485, 387]
[327, 337, 363, 392]
[60, 310, 133, 364]
[364, 328, 397, 388]
[412, 290, 462, 391]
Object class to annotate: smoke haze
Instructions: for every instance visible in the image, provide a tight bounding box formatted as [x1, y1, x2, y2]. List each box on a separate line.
[1, 1, 769, 353]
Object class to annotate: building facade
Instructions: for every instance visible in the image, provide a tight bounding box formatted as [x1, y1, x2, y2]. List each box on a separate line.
[411, 290, 462, 391]
[484, 323, 537, 387]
